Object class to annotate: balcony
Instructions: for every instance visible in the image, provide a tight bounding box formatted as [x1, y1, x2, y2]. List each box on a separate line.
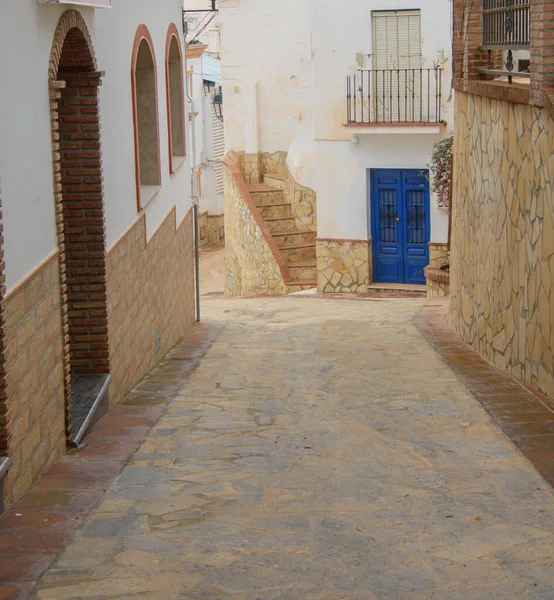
[345, 68, 445, 135]
[481, 0, 530, 83]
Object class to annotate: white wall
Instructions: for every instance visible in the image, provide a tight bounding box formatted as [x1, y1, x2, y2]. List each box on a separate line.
[188, 54, 223, 215]
[0, 1, 66, 289]
[218, 0, 314, 153]
[0, 0, 191, 289]
[93, 0, 192, 242]
[312, 0, 454, 141]
[312, 0, 452, 243]
[315, 136, 449, 241]
[218, 0, 452, 244]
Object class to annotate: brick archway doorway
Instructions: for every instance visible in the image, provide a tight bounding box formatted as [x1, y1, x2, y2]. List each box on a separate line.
[49, 11, 110, 446]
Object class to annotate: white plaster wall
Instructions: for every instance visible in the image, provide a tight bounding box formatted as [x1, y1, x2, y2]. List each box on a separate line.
[312, 0, 454, 141]
[315, 136, 449, 242]
[0, 0, 191, 289]
[93, 0, 192, 242]
[218, 0, 314, 153]
[187, 55, 222, 215]
[312, 0, 452, 244]
[218, 0, 452, 244]
[0, 0, 68, 290]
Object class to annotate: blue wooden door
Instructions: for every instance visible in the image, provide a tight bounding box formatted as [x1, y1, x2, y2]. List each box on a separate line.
[371, 169, 430, 285]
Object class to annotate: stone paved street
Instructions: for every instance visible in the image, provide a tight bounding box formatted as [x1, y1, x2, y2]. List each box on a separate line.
[25, 293, 554, 599]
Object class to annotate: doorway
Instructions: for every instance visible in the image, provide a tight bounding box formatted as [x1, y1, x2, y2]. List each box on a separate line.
[50, 13, 110, 444]
[370, 169, 430, 285]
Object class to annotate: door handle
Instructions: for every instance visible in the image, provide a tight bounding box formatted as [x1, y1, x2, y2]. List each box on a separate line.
[396, 217, 401, 222]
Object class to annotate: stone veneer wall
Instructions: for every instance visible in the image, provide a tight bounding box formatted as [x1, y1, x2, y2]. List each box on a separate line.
[260, 151, 317, 233]
[316, 239, 372, 293]
[223, 158, 288, 296]
[198, 211, 209, 247]
[429, 242, 449, 267]
[450, 91, 554, 398]
[426, 242, 450, 297]
[427, 277, 450, 298]
[3, 253, 66, 509]
[106, 207, 195, 404]
[207, 215, 225, 245]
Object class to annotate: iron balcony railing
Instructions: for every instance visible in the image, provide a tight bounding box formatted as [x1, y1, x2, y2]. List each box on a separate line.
[483, 0, 530, 50]
[346, 68, 443, 125]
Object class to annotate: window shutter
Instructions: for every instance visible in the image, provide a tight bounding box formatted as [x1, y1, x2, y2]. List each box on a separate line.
[372, 10, 422, 70]
[211, 108, 225, 194]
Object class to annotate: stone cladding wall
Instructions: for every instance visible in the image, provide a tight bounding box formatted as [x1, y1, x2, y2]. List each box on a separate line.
[223, 159, 288, 296]
[207, 215, 225, 245]
[261, 151, 316, 233]
[3, 254, 66, 509]
[450, 91, 554, 398]
[106, 208, 195, 404]
[316, 239, 372, 293]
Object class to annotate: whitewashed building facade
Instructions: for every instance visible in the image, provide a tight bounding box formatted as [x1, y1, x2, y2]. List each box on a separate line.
[219, 0, 454, 294]
[0, 0, 195, 512]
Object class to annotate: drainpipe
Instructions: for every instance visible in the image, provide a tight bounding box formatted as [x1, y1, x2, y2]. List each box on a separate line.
[184, 41, 201, 323]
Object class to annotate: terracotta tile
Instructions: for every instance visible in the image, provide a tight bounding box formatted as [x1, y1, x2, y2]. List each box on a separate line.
[0, 318, 222, 598]
[0, 583, 36, 600]
[416, 302, 554, 491]
[0, 554, 56, 581]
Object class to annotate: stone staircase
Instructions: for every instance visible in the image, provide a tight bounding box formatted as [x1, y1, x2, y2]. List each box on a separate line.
[247, 178, 316, 292]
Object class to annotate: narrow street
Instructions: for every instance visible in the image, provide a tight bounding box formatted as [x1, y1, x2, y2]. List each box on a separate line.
[22, 248, 554, 598]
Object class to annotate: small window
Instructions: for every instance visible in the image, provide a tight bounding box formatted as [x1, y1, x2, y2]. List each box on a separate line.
[131, 26, 161, 210]
[372, 10, 422, 70]
[166, 25, 186, 173]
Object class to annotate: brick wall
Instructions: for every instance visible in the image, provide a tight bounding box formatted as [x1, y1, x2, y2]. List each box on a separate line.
[3, 255, 66, 508]
[530, 0, 554, 105]
[106, 207, 196, 404]
[58, 41, 109, 377]
[453, 0, 554, 112]
[450, 91, 554, 399]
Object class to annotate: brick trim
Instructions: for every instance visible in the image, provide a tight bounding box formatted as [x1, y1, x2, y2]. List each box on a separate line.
[131, 25, 162, 211]
[316, 237, 371, 244]
[49, 12, 110, 444]
[453, 0, 554, 117]
[165, 24, 187, 174]
[48, 10, 97, 81]
[454, 79, 531, 105]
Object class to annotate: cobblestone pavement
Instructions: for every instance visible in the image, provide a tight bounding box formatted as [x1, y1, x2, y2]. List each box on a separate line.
[32, 296, 554, 599]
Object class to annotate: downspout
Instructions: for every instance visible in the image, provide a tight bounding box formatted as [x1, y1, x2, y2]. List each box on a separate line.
[184, 36, 201, 323]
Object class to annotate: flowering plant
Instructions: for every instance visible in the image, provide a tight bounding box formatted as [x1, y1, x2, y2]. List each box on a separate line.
[429, 135, 453, 211]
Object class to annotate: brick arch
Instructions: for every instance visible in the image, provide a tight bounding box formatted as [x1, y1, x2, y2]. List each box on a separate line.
[48, 10, 97, 81]
[49, 11, 109, 445]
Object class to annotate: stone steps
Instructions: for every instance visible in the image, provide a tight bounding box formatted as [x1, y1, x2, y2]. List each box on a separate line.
[263, 173, 288, 190]
[272, 230, 316, 246]
[247, 179, 317, 294]
[285, 278, 317, 292]
[248, 183, 285, 206]
[257, 202, 293, 218]
[279, 242, 317, 263]
[287, 260, 317, 281]
[265, 216, 297, 233]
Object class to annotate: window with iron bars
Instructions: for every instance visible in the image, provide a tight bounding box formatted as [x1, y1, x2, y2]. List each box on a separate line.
[482, 0, 530, 50]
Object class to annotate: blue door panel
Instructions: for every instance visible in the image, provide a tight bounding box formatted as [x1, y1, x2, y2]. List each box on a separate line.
[371, 169, 430, 285]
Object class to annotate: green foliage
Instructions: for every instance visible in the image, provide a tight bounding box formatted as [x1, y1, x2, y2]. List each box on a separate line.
[429, 135, 453, 211]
